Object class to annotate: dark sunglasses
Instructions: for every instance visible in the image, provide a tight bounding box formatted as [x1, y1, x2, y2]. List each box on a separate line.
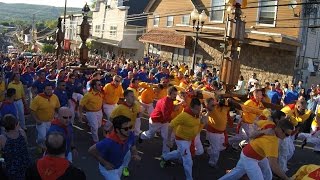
[62, 116, 72, 119]
[121, 126, 133, 131]
[114, 79, 120, 83]
[281, 128, 290, 137]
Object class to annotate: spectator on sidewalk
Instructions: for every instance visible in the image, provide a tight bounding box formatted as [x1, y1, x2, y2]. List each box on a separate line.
[0, 114, 30, 179]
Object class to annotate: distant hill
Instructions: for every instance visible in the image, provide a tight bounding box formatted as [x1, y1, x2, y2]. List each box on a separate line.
[0, 2, 82, 23]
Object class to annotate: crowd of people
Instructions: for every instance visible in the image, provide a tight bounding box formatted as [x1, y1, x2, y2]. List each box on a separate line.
[0, 52, 319, 180]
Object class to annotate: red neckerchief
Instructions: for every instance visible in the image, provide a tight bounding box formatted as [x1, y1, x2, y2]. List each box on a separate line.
[129, 84, 138, 90]
[107, 131, 127, 145]
[37, 156, 69, 180]
[184, 107, 199, 118]
[250, 97, 260, 107]
[39, 93, 52, 100]
[205, 84, 213, 91]
[51, 119, 68, 135]
[0, 100, 13, 109]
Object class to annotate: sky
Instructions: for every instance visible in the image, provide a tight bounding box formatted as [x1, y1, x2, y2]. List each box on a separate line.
[0, 0, 92, 8]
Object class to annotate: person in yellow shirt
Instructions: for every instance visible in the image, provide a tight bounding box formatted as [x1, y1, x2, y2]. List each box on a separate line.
[110, 90, 140, 135]
[162, 98, 206, 180]
[79, 79, 103, 143]
[154, 77, 169, 100]
[292, 164, 320, 180]
[8, 73, 26, 130]
[0, 75, 6, 104]
[205, 97, 232, 168]
[30, 84, 60, 150]
[179, 75, 191, 90]
[228, 87, 265, 149]
[102, 75, 123, 120]
[127, 78, 140, 100]
[109, 89, 140, 177]
[219, 119, 293, 180]
[280, 99, 313, 172]
[139, 82, 155, 116]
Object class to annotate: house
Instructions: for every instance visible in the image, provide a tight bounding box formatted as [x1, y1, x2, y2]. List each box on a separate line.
[139, 0, 319, 86]
[91, 0, 149, 59]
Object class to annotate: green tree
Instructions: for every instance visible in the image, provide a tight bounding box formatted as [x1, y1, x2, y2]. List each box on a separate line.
[44, 20, 57, 29]
[42, 44, 55, 53]
[1, 22, 9, 26]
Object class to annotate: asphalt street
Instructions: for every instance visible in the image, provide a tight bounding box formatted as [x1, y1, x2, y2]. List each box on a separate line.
[25, 115, 320, 180]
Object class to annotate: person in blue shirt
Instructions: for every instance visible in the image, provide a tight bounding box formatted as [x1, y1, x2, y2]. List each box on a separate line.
[0, 88, 18, 120]
[54, 80, 68, 107]
[267, 83, 281, 105]
[154, 68, 169, 83]
[20, 66, 34, 88]
[32, 70, 50, 95]
[146, 72, 158, 84]
[283, 84, 299, 105]
[136, 66, 148, 82]
[119, 66, 129, 79]
[47, 107, 76, 162]
[122, 71, 133, 90]
[307, 92, 317, 112]
[88, 115, 141, 179]
[46, 69, 57, 88]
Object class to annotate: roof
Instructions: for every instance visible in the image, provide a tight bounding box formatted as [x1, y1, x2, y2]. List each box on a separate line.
[139, 28, 186, 48]
[124, 0, 149, 26]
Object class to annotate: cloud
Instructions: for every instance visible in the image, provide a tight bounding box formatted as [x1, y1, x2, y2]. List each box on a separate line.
[0, 0, 91, 8]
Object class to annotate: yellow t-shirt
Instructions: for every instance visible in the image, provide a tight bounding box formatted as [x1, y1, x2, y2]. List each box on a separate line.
[80, 90, 103, 112]
[110, 102, 140, 125]
[102, 83, 123, 105]
[281, 105, 312, 126]
[8, 81, 25, 100]
[292, 164, 320, 180]
[139, 87, 155, 104]
[242, 99, 264, 124]
[207, 106, 230, 131]
[170, 111, 204, 141]
[30, 94, 60, 122]
[0, 81, 5, 102]
[249, 120, 279, 158]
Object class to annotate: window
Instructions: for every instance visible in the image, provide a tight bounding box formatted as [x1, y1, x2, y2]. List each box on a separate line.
[172, 48, 189, 63]
[148, 44, 161, 55]
[95, 25, 101, 33]
[153, 15, 160, 26]
[257, 0, 277, 25]
[167, 16, 174, 27]
[210, 0, 225, 22]
[109, 25, 117, 37]
[181, 15, 190, 25]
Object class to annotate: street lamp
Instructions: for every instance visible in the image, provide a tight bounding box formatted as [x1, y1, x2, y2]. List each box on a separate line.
[190, 9, 207, 70]
[79, 3, 91, 67]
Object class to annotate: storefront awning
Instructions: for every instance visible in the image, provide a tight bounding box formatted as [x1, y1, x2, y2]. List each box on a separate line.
[139, 29, 186, 48]
[92, 37, 121, 47]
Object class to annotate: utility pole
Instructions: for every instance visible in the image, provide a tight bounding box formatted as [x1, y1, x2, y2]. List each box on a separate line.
[220, 1, 245, 92]
[32, 13, 36, 49]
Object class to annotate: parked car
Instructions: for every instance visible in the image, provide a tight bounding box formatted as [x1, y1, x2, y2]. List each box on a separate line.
[21, 52, 33, 59]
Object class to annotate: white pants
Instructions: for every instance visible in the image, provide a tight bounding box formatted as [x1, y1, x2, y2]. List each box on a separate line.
[134, 118, 141, 136]
[14, 99, 25, 129]
[207, 132, 226, 166]
[278, 136, 295, 172]
[103, 104, 117, 120]
[298, 133, 320, 151]
[163, 140, 193, 180]
[86, 110, 103, 143]
[219, 152, 272, 180]
[140, 118, 169, 155]
[36, 121, 51, 147]
[69, 93, 83, 124]
[229, 122, 255, 146]
[140, 102, 154, 116]
[194, 134, 204, 156]
[98, 150, 131, 179]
